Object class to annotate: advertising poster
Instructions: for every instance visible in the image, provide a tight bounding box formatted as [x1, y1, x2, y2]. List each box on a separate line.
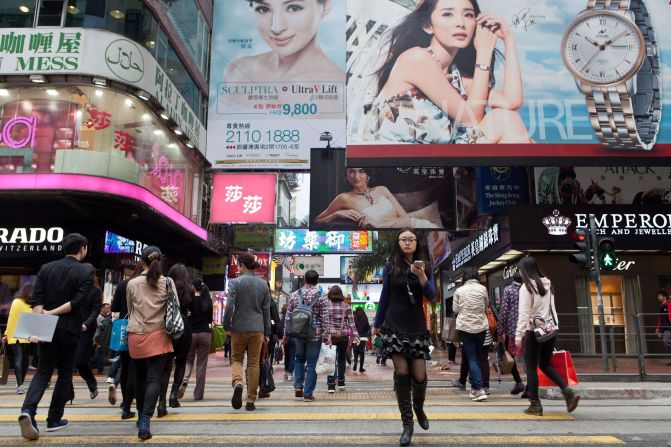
[228, 251, 271, 280]
[340, 256, 384, 284]
[208, 0, 347, 169]
[346, 0, 671, 166]
[535, 167, 671, 205]
[310, 148, 455, 230]
[274, 229, 373, 254]
[233, 224, 274, 249]
[476, 167, 529, 214]
[210, 174, 277, 224]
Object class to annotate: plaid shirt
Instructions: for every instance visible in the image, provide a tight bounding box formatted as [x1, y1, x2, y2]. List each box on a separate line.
[328, 301, 360, 345]
[284, 285, 331, 343]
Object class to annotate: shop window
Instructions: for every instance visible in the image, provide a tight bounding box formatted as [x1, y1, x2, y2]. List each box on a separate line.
[590, 276, 625, 326]
[0, 0, 38, 28]
[36, 0, 65, 27]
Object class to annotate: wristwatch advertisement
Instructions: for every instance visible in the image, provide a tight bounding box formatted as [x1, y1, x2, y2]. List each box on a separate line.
[561, 0, 661, 151]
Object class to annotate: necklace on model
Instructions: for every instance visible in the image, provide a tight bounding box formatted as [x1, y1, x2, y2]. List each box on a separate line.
[355, 188, 374, 205]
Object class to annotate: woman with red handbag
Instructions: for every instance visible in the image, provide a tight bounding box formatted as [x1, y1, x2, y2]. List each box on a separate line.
[515, 256, 579, 416]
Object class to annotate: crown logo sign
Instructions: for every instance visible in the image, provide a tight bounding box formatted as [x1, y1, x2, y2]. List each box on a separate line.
[542, 209, 572, 236]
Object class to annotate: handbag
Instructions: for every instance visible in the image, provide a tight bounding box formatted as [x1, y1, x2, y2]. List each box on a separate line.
[443, 316, 458, 342]
[372, 335, 383, 350]
[210, 325, 227, 354]
[164, 278, 185, 340]
[486, 307, 498, 335]
[498, 342, 515, 375]
[315, 343, 336, 375]
[0, 340, 8, 385]
[533, 289, 558, 343]
[331, 310, 347, 344]
[538, 350, 579, 387]
[109, 318, 129, 352]
[258, 340, 276, 394]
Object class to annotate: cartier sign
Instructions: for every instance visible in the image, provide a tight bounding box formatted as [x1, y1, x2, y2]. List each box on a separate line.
[0, 226, 64, 254]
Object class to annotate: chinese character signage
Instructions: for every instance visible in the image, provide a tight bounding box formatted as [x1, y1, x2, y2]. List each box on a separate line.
[206, 0, 346, 169]
[309, 148, 455, 230]
[293, 256, 325, 276]
[228, 251, 271, 280]
[0, 28, 205, 151]
[345, 0, 671, 167]
[451, 224, 500, 271]
[274, 229, 373, 254]
[476, 167, 529, 215]
[210, 174, 277, 224]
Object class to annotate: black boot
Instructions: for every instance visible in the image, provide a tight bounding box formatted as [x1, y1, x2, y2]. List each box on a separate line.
[169, 392, 180, 408]
[359, 354, 366, 373]
[523, 400, 543, 416]
[411, 378, 429, 430]
[394, 373, 414, 446]
[562, 387, 580, 413]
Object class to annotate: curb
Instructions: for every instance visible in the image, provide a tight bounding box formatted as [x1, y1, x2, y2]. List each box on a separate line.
[540, 386, 671, 400]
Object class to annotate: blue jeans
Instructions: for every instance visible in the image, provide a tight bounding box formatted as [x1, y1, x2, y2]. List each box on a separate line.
[458, 330, 486, 390]
[293, 338, 321, 397]
[284, 337, 296, 374]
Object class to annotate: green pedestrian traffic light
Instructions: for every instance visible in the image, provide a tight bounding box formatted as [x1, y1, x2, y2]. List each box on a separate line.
[597, 236, 616, 271]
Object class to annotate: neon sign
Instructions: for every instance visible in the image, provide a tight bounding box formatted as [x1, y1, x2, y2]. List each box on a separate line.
[150, 143, 183, 203]
[0, 116, 37, 149]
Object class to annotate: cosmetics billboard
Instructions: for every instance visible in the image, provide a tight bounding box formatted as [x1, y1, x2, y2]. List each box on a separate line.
[207, 0, 346, 170]
[346, 0, 671, 166]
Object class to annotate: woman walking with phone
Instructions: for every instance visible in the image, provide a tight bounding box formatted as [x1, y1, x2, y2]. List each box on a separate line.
[373, 229, 435, 446]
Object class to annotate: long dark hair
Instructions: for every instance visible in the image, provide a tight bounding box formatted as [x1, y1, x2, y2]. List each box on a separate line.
[388, 229, 428, 276]
[328, 285, 345, 302]
[168, 263, 193, 309]
[375, 0, 496, 94]
[518, 256, 548, 296]
[141, 246, 163, 288]
[193, 278, 211, 307]
[354, 306, 368, 329]
[83, 263, 101, 290]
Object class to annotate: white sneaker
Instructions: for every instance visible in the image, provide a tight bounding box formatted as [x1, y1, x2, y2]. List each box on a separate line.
[469, 390, 477, 399]
[16, 386, 24, 395]
[287, 374, 294, 381]
[106, 377, 115, 385]
[471, 389, 488, 402]
[337, 385, 346, 391]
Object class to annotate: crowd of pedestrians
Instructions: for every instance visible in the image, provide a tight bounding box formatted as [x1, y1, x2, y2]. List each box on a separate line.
[1, 229, 585, 446]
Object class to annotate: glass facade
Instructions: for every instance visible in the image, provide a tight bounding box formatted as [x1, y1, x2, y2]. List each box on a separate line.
[0, 0, 208, 124]
[158, 0, 209, 78]
[0, 86, 204, 223]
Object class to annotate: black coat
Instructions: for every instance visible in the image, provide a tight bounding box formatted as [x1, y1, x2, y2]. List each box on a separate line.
[32, 256, 94, 337]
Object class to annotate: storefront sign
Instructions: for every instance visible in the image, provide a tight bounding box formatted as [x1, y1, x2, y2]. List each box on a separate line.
[206, 0, 346, 169]
[293, 256, 325, 276]
[202, 257, 227, 276]
[451, 224, 500, 271]
[503, 265, 519, 280]
[228, 251, 271, 280]
[0, 226, 63, 254]
[476, 167, 529, 215]
[274, 229, 373, 254]
[210, 174, 277, 224]
[510, 205, 671, 250]
[103, 231, 147, 256]
[345, 1, 671, 167]
[351, 302, 378, 312]
[233, 224, 273, 249]
[0, 116, 37, 149]
[0, 28, 205, 150]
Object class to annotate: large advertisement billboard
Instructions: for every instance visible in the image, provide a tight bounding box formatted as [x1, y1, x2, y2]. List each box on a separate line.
[346, 0, 671, 166]
[207, 0, 346, 170]
[310, 148, 455, 230]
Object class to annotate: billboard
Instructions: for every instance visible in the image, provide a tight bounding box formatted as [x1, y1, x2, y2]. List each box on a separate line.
[210, 174, 277, 224]
[207, 0, 347, 170]
[274, 229, 373, 254]
[476, 167, 529, 214]
[228, 251, 271, 280]
[535, 167, 671, 205]
[309, 148, 455, 230]
[340, 256, 383, 284]
[346, 0, 671, 166]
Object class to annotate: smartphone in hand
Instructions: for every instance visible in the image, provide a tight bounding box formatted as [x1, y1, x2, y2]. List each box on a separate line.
[413, 260, 425, 270]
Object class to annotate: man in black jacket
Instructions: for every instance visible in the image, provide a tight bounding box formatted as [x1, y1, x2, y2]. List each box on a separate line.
[18, 233, 93, 440]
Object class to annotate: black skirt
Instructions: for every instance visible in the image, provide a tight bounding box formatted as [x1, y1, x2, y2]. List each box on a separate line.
[380, 325, 432, 360]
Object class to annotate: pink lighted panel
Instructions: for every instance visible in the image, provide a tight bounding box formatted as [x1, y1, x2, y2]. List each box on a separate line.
[0, 174, 207, 240]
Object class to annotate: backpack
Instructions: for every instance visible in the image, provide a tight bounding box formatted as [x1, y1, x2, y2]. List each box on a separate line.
[93, 315, 112, 347]
[286, 289, 320, 339]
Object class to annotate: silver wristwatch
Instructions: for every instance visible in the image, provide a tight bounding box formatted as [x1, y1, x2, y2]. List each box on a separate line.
[561, 0, 661, 150]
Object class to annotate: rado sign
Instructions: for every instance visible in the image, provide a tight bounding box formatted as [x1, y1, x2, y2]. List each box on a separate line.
[0, 227, 64, 256]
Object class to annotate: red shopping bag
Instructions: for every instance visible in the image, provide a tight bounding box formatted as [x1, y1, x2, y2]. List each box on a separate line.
[538, 350, 579, 387]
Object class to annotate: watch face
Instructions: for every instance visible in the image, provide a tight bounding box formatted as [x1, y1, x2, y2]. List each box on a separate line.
[561, 10, 645, 86]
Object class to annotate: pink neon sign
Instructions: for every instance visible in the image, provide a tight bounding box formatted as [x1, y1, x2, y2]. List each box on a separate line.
[0, 116, 37, 149]
[151, 144, 183, 204]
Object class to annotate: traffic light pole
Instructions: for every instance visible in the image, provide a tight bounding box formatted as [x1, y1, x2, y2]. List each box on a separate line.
[589, 214, 609, 372]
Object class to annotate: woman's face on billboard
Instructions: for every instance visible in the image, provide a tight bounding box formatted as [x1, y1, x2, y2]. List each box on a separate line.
[251, 0, 329, 58]
[424, 0, 477, 50]
[346, 168, 369, 188]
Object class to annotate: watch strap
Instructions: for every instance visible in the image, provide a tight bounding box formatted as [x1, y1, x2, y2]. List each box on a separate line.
[584, 0, 661, 150]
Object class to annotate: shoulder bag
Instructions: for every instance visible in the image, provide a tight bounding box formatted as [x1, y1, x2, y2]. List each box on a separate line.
[533, 288, 558, 343]
[165, 278, 185, 340]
